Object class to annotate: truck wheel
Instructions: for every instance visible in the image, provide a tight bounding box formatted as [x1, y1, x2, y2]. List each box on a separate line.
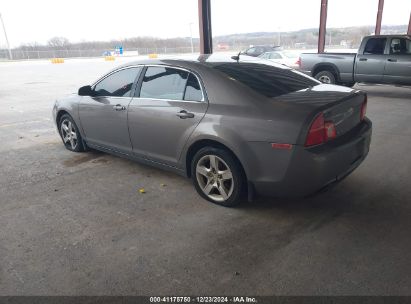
[314, 71, 336, 84]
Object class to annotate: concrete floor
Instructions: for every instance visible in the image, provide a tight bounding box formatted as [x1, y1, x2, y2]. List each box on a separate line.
[0, 58, 410, 295]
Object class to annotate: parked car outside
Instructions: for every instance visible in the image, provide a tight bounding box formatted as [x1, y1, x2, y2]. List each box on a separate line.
[299, 35, 411, 86]
[258, 50, 300, 68]
[53, 55, 371, 206]
[240, 45, 282, 57]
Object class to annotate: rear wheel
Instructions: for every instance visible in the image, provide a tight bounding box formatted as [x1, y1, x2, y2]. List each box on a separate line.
[191, 147, 245, 207]
[314, 70, 336, 84]
[59, 114, 85, 152]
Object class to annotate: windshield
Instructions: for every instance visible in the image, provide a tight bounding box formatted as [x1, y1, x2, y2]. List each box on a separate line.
[212, 62, 319, 98]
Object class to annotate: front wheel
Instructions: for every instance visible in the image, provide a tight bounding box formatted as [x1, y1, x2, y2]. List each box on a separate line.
[59, 114, 85, 152]
[191, 147, 245, 207]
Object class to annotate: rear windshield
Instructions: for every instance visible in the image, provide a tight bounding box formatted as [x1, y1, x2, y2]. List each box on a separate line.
[213, 62, 319, 98]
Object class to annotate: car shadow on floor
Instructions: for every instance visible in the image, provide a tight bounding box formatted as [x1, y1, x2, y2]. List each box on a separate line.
[356, 84, 411, 100]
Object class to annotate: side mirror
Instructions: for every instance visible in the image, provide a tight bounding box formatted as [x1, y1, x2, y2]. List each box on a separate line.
[78, 85, 94, 96]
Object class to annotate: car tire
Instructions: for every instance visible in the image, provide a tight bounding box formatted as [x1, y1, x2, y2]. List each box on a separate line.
[314, 70, 336, 84]
[191, 147, 245, 207]
[59, 114, 85, 152]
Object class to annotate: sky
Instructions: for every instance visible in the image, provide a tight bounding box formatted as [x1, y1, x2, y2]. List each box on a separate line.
[0, 0, 410, 47]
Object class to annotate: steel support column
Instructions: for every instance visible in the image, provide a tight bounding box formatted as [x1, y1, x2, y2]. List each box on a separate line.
[198, 0, 213, 54]
[408, 12, 411, 35]
[318, 0, 328, 53]
[375, 0, 384, 35]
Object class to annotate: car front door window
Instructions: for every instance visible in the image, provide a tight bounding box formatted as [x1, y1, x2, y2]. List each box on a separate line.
[94, 67, 141, 97]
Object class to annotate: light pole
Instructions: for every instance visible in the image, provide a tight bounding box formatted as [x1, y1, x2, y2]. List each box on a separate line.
[189, 22, 194, 53]
[277, 27, 281, 46]
[0, 12, 12, 60]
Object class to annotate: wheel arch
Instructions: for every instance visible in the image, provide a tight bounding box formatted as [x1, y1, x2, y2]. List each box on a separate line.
[56, 109, 70, 126]
[55, 106, 86, 139]
[184, 138, 248, 182]
[312, 63, 341, 83]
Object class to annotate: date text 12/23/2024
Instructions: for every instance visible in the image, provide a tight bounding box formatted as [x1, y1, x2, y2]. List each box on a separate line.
[150, 296, 257, 303]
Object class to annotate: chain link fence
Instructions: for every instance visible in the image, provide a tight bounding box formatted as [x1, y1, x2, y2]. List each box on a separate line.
[0, 44, 354, 61]
[0, 46, 208, 61]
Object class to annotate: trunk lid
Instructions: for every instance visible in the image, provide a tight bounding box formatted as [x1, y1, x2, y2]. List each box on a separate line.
[275, 84, 366, 140]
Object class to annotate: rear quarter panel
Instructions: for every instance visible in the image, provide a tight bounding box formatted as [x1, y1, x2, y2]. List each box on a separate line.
[179, 67, 315, 181]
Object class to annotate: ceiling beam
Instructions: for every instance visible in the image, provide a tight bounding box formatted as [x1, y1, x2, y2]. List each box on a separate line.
[375, 0, 384, 35]
[198, 0, 213, 54]
[318, 0, 328, 53]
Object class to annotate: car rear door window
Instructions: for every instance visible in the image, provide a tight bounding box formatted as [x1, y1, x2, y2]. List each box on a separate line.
[269, 53, 282, 59]
[390, 38, 411, 55]
[94, 67, 141, 97]
[213, 62, 319, 98]
[139, 67, 188, 100]
[184, 73, 203, 101]
[364, 38, 387, 55]
[246, 47, 257, 55]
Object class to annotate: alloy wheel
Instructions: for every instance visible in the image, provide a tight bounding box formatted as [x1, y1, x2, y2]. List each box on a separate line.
[60, 119, 78, 150]
[195, 154, 234, 202]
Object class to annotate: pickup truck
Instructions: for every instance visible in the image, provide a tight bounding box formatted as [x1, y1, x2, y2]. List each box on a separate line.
[299, 35, 411, 86]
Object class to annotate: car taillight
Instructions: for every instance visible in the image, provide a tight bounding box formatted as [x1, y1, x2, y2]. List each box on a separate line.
[296, 57, 301, 68]
[305, 113, 337, 147]
[360, 95, 367, 120]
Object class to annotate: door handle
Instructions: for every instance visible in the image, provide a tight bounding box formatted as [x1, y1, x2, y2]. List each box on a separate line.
[176, 110, 195, 119]
[387, 58, 397, 62]
[359, 58, 367, 61]
[113, 104, 126, 111]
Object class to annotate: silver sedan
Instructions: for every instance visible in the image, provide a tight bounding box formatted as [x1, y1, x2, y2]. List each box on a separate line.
[53, 55, 372, 206]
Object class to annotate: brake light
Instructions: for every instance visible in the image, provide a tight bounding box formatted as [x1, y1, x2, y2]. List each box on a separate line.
[296, 57, 301, 68]
[360, 95, 367, 120]
[305, 113, 325, 146]
[305, 113, 337, 147]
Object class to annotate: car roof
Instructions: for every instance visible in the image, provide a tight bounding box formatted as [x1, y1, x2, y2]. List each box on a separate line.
[365, 34, 410, 38]
[118, 53, 287, 69]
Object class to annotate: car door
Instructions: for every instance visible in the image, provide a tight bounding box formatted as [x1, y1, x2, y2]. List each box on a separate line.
[383, 37, 411, 85]
[79, 66, 142, 153]
[354, 37, 388, 83]
[128, 66, 207, 167]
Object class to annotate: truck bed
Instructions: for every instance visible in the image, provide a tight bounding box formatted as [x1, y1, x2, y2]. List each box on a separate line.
[299, 53, 356, 84]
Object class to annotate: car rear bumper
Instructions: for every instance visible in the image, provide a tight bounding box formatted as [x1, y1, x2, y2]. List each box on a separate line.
[252, 118, 372, 197]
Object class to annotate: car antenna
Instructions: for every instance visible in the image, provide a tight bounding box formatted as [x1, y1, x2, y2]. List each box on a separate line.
[231, 51, 241, 62]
